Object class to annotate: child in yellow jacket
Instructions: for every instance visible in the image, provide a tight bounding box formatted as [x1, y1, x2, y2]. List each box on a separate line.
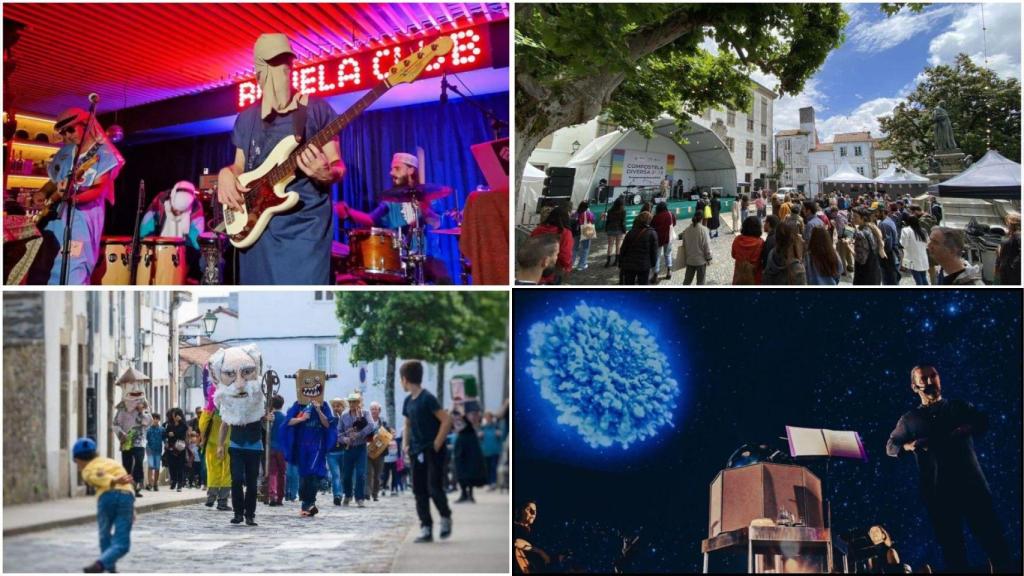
[73, 437, 136, 573]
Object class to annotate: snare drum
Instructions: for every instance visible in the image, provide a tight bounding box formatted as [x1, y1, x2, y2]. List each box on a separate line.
[93, 236, 133, 285]
[348, 228, 405, 282]
[136, 236, 186, 285]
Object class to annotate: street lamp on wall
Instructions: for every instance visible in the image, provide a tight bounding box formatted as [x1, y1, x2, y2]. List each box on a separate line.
[202, 310, 218, 338]
[571, 140, 580, 154]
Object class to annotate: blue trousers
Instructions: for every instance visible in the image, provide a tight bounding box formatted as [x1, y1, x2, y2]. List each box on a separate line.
[327, 451, 345, 498]
[285, 462, 299, 500]
[342, 444, 368, 500]
[96, 491, 134, 571]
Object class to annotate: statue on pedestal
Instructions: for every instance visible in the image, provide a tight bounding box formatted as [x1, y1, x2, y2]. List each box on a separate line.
[932, 102, 958, 152]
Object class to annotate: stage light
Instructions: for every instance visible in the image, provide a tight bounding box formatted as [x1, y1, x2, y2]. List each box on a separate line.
[527, 302, 680, 450]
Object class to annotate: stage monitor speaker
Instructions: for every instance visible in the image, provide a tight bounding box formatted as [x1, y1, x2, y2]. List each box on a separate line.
[545, 166, 576, 178]
[708, 463, 823, 538]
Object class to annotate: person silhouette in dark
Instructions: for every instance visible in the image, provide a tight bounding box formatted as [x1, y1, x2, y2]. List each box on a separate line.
[886, 365, 1013, 573]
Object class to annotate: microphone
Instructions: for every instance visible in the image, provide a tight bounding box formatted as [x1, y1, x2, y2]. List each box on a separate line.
[88, 93, 99, 104]
[440, 72, 448, 106]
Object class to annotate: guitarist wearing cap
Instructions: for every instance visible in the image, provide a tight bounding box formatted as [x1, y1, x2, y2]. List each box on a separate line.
[217, 33, 345, 285]
[33, 107, 124, 284]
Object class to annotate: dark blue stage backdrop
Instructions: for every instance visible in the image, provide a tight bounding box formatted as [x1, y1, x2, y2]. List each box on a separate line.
[514, 290, 1022, 573]
[112, 92, 507, 284]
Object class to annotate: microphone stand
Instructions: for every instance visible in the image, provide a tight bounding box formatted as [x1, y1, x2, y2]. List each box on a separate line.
[59, 94, 101, 285]
[129, 180, 145, 285]
[440, 75, 508, 140]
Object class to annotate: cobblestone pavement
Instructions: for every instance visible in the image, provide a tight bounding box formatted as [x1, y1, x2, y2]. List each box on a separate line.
[567, 219, 915, 286]
[3, 490, 417, 573]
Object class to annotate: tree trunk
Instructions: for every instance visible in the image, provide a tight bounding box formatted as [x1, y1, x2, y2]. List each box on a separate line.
[477, 355, 485, 410]
[436, 361, 445, 407]
[385, 355, 396, 429]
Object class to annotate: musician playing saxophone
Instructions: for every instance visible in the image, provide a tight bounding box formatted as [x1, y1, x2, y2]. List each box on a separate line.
[217, 33, 345, 285]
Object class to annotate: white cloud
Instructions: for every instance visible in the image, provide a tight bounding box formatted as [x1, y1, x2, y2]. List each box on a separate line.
[773, 78, 828, 134]
[817, 96, 904, 142]
[928, 2, 1021, 79]
[848, 4, 959, 54]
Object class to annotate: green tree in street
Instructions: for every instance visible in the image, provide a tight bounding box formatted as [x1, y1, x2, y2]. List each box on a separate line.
[460, 292, 508, 409]
[879, 54, 1021, 171]
[515, 3, 848, 191]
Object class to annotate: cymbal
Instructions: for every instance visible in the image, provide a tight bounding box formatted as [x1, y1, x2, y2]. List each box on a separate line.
[430, 227, 462, 236]
[380, 183, 452, 203]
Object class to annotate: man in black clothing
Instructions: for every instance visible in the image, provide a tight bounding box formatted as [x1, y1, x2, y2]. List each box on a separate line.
[401, 360, 453, 542]
[886, 366, 1013, 573]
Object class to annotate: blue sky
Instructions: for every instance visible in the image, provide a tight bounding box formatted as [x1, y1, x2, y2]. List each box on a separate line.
[761, 2, 1021, 142]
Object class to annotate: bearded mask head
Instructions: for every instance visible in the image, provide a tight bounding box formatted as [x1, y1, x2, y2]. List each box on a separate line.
[115, 367, 149, 412]
[210, 344, 265, 425]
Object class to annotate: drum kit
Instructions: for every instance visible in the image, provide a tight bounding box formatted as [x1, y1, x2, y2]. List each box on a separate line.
[335, 183, 466, 285]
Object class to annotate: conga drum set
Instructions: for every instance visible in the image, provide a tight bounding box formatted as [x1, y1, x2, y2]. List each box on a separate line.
[93, 236, 187, 285]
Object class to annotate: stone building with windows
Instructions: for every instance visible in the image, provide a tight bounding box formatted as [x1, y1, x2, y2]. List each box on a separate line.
[698, 79, 777, 189]
[2, 292, 184, 504]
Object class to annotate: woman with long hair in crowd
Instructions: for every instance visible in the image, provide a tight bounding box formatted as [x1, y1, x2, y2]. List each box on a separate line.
[529, 205, 574, 284]
[900, 214, 930, 285]
[763, 219, 806, 285]
[806, 226, 843, 285]
[571, 201, 595, 271]
[995, 211, 1020, 285]
[602, 197, 627, 268]
[164, 408, 189, 492]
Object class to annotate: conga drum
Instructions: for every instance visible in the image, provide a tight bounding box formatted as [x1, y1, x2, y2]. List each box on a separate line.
[93, 236, 133, 285]
[349, 228, 405, 282]
[136, 236, 186, 285]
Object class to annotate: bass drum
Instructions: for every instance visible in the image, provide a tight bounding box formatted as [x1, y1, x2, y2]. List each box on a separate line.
[136, 236, 187, 285]
[93, 236, 133, 285]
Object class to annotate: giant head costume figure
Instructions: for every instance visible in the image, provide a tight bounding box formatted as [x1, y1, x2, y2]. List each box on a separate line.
[210, 344, 265, 426]
[113, 366, 152, 448]
[295, 369, 326, 406]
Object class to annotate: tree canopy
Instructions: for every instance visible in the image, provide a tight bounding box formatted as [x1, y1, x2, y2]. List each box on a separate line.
[515, 3, 848, 189]
[879, 54, 1021, 170]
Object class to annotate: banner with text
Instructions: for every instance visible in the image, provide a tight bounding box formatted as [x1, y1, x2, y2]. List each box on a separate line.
[609, 149, 673, 187]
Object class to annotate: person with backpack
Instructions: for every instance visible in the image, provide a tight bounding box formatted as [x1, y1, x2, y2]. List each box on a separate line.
[618, 211, 659, 285]
[731, 216, 764, 285]
[850, 206, 883, 285]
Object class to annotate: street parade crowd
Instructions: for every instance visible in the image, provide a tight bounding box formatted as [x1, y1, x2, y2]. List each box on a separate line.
[71, 350, 510, 573]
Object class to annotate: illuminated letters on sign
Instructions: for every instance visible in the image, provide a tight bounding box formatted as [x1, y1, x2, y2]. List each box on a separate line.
[237, 24, 493, 109]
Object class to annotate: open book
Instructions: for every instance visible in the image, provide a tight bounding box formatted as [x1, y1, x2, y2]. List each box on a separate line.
[786, 425, 868, 461]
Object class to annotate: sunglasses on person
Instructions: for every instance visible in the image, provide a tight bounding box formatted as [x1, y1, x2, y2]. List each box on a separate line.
[58, 124, 82, 136]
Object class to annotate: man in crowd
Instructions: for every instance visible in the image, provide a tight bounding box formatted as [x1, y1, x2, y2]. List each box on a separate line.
[401, 360, 453, 542]
[515, 234, 560, 285]
[927, 227, 983, 285]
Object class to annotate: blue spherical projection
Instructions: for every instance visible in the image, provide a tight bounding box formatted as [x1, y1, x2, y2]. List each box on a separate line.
[527, 302, 680, 449]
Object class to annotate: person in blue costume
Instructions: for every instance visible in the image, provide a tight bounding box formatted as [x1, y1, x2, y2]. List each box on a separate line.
[35, 107, 124, 284]
[217, 33, 346, 285]
[279, 391, 337, 517]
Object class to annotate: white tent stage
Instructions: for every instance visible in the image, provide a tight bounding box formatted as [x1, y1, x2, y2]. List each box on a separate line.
[873, 163, 930, 186]
[519, 116, 738, 219]
[937, 149, 1022, 200]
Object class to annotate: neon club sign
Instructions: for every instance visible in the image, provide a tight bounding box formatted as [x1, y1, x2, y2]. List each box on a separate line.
[237, 24, 493, 108]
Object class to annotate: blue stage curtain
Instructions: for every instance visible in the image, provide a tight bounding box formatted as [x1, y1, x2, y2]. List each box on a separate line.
[334, 91, 509, 284]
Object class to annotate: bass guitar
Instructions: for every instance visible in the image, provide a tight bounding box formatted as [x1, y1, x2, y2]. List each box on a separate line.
[222, 36, 454, 248]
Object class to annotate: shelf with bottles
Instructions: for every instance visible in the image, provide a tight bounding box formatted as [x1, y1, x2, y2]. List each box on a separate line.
[4, 112, 59, 191]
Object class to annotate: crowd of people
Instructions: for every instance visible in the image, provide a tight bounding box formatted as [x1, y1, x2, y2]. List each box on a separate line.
[73, 356, 511, 573]
[517, 189, 1020, 286]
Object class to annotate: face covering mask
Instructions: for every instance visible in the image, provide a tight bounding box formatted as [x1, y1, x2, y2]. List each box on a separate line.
[171, 190, 193, 213]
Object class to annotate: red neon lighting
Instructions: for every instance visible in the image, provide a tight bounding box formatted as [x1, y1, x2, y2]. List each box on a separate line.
[237, 25, 492, 109]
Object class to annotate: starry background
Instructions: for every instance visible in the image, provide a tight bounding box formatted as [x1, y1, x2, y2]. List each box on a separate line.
[514, 289, 1022, 573]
